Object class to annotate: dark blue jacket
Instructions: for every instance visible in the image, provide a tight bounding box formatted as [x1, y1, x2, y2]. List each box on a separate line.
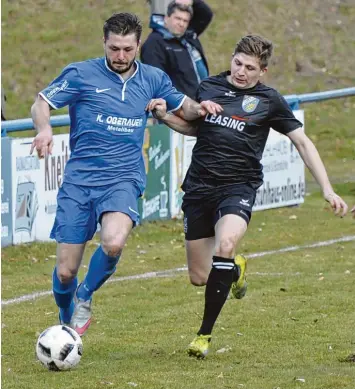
[141, 0, 213, 99]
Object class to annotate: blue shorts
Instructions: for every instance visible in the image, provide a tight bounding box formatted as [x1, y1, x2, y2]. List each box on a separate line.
[50, 181, 141, 244]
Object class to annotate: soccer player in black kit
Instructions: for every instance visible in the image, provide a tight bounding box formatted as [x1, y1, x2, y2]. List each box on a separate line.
[147, 34, 348, 358]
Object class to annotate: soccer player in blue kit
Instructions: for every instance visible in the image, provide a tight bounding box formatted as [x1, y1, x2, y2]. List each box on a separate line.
[30, 12, 222, 336]
[149, 34, 349, 358]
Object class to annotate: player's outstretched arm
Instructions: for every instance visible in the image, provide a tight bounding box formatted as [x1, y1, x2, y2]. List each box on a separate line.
[30, 95, 54, 159]
[146, 98, 199, 136]
[287, 127, 348, 217]
[178, 97, 223, 120]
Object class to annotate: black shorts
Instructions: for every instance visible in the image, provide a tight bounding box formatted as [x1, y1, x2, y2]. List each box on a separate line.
[182, 184, 256, 241]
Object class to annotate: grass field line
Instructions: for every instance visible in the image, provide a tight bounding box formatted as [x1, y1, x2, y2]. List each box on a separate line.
[2, 235, 354, 307]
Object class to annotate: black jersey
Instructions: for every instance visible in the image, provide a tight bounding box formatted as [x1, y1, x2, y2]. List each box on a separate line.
[181, 71, 302, 198]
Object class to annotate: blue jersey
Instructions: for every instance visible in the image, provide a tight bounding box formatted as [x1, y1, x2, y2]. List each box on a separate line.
[40, 58, 186, 193]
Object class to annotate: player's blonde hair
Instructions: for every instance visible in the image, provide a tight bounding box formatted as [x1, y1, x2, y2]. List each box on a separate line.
[234, 35, 273, 69]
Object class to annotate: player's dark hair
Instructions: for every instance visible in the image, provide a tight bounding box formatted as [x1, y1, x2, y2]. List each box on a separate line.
[166, 1, 193, 18]
[103, 13, 142, 42]
[234, 35, 273, 69]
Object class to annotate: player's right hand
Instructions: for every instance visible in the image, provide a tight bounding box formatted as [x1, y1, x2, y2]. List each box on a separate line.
[145, 98, 168, 120]
[198, 100, 223, 117]
[324, 192, 348, 217]
[30, 129, 54, 159]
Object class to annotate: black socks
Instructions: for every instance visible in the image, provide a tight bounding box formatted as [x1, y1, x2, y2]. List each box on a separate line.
[198, 256, 235, 336]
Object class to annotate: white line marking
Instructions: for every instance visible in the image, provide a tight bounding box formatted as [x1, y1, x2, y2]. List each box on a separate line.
[2, 235, 354, 307]
[246, 235, 355, 258]
[249, 272, 301, 276]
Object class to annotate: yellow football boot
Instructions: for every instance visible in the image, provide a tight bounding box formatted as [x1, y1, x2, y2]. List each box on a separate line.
[187, 334, 212, 359]
[231, 254, 248, 299]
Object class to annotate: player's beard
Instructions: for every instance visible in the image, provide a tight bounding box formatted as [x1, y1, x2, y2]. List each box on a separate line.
[106, 56, 136, 75]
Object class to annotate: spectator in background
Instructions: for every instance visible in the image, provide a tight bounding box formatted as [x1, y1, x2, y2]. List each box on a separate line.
[141, 0, 213, 99]
[1, 87, 7, 137]
[147, 0, 171, 28]
[1, 87, 6, 121]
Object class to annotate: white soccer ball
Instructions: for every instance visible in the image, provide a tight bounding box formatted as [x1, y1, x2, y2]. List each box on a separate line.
[36, 325, 83, 371]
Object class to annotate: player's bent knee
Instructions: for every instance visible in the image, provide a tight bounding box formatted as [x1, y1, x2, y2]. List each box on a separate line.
[189, 272, 208, 286]
[101, 239, 125, 258]
[56, 267, 77, 284]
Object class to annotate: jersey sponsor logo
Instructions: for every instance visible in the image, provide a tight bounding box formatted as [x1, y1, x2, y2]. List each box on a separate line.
[96, 88, 111, 93]
[242, 95, 260, 113]
[204, 113, 246, 132]
[46, 80, 69, 99]
[96, 114, 143, 133]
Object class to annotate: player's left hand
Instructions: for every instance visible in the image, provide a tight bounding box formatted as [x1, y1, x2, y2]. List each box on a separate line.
[351, 205, 355, 219]
[146, 98, 168, 120]
[324, 192, 348, 217]
[198, 100, 223, 117]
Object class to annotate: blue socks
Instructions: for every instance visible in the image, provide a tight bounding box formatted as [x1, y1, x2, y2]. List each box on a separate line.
[52, 268, 77, 324]
[52, 246, 120, 322]
[76, 246, 120, 301]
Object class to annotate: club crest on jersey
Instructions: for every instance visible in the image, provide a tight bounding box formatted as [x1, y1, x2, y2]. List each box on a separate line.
[242, 95, 260, 113]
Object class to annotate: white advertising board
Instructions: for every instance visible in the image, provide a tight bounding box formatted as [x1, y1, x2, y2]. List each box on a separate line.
[11, 135, 70, 243]
[170, 131, 198, 218]
[170, 131, 185, 218]
[254, 110, 305, 210]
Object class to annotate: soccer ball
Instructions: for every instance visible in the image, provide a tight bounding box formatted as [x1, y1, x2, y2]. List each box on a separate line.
[36, 325, 83, 371]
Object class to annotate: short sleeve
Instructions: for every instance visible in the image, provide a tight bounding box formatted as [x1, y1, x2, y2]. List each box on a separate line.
[39, 65, 82, 109]
[268, 92, 302, 135]
[154, 71, 186, 112]
[194, 81, 208, 103]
